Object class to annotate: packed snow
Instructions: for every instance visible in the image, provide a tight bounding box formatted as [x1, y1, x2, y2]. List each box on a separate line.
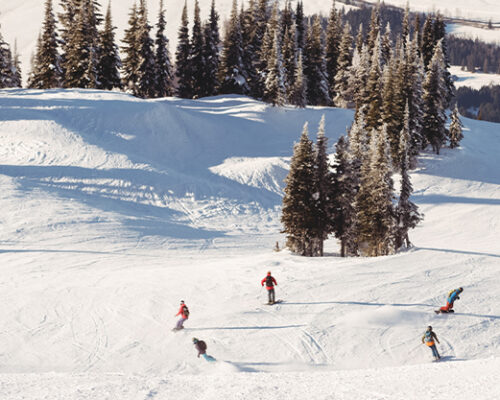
[0, 88, 500, 398]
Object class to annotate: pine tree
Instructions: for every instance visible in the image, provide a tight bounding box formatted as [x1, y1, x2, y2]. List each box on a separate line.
[356, 124, 395, 256]
[366, 1, 381, 54]
[326, 0, 341, 101]
[219, 0, 249, 94]
[263, 30, 285, 106]
[381, 57, 402, 166]
[421, 14, 434, 69]
[364, 34, 383, 131]
[433, 13, 454, 108]
[121, 3, 140, 93]
[59, 0, 80, 79]
[258, 1, 280, 98]
[190, 0, 205, 98]
[281, 24, 297, 100]
[295, 1, 306, 52]
[154, 0, 174, 97]
[401, 2, 410, 49]
[311, 115, 332, 256]
[350, 44, 371, 116]
[422, 40, 447, 154]
[0, 37, 14, 88]
[304, 16, 329, 106]
[332, 22, 353, 108]
[281, 122, 316, 256]
[97, 2, 121, 90]
[331, 135, 358, 257]
[11, 41, 22, 88]
[289, 50, 306, 108]
[394, 103, 422, 249]
[448, 104, 463, 149]
[280, 0, 293, 42]
[134, 0, 156, 98]
[175, 1, 192, 98]
[28, 0, 62, 88]
[381, 23, 392, 66]
[201, 0, 220, 97]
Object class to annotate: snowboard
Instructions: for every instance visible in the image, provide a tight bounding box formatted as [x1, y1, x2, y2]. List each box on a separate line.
[265, 299, 283, 305]
[434, 309, 455, 314]
[172, 326, 185, 332]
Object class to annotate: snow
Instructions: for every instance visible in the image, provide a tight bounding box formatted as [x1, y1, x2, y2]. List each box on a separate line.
[1, 88, 500, 398]
[448, 23, 500, 45]
[450, 66, 500, 89]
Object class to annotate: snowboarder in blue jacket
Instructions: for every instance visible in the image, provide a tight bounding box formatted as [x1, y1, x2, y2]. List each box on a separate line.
[439, 287, 463, 312]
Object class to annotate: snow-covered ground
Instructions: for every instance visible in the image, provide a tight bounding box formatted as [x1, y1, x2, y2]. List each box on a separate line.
[0, 89, 500, 398]
[448, 23, 500, 45]
[450, 66, 500, 89]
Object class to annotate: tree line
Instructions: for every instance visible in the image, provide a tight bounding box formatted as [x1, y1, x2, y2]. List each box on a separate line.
[281, 3, 463, 257]
[0, 29, 22, 88]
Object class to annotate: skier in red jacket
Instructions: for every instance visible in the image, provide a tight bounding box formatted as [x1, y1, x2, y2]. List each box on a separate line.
[261, 271, 278, 304]
[173, 300, 189, 331]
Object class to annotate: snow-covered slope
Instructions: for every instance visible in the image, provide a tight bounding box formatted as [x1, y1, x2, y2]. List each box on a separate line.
[1, 89, 500, 399]
[450, 66, 500, 89]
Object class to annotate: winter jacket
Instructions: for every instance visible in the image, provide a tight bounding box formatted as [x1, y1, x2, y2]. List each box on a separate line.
[448, 289, 462, 304]
[422, 330, 439, 347]
[176, 304, 189, 319]
[261, 275, 277, 290]
[195, 340, 207, 357]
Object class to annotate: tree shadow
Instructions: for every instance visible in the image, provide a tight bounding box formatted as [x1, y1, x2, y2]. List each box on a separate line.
[188, 324, 305, 331]
[417, 247, 500, 258]
[412, 194, 500, 206]
[453, 312, 500, 320]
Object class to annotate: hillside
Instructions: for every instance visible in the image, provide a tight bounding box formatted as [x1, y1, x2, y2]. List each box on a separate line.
[1, 89, 500, 398]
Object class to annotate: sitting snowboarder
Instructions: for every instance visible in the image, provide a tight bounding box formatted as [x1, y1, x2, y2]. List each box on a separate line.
[192, 337, 216, 362]
[438, 287, 463, 313]
[261, 271, 278, 304]
[173, 300, 189, 331]
[422, 326, 441, 361]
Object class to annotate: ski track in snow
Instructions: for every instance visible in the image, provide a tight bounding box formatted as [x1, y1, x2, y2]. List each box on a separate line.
[0, 89, 500, 398]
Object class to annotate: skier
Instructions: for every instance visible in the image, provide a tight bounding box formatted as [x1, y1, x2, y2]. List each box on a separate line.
[173, 300, 189, 331]
[422, 325, 441, 361]
[438, 287, 463, 313]
[192, 337, 216, 362]
[261, 271, 278, 304]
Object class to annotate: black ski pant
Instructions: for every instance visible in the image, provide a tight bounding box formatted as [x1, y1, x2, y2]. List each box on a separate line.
[267, 288, 275, 303]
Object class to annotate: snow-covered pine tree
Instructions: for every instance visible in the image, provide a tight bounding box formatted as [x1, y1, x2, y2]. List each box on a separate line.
[258, 1, 280, 99]
[394, 102, 422, 249]
[331, 135, 358, 257]
[190, 0, 205, 98]
[355, 23, 364, 52]
[289, 50, 307, 108]
[97, 2, 121, 90]
[135, 0, 156, 98]
[280, 0, 293, 42]
[433, 13, 454, 108]
[175, 1, 193, 98]
[59, 0, 79, 80]
[11, 41, 22, 87]
[263, 30, 285, 106]
[414, 13, 422, 52]
[304, 16, 329, 106]
[154, 0, 174, 97]
[366, 1, 381, 54]
[295, 1, 306, 52]
[0, 37, 14, 88]
[200, 0, 220, 97]
[448, 104, 464, 149]
[281, 24, 297, 100]
[311, 115, 332, 256]
[326, 0, 341, 101]
[422, 39, 447, 154]
[281, 122, 316, 256]
[28, 0, 62, 89]
[219, 0, 249, 95]
[364, 34, 383, 132]
[350, 44, 370, 117]
[401, 2, 410, 48]
[356, 124, 395, 256]
[246, 0, 269, 98]
[121, 3, 140, 94]
[332, 22, 353, 108]
[421, 14, 434, 69]
[381, 23, 392, 66]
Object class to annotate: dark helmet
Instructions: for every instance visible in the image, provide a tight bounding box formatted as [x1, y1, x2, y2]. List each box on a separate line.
[192, 337, 198, 343]
[180, 300, 185, 304]
[459, 287, 463, 292]
[427, 326, 432, 331]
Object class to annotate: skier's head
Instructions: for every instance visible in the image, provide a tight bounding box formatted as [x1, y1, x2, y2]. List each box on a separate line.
[459, 287, 463, 292]
[267, 271, 271, 276]
[180, 300, 185, 305]
[427, 325, 432, 331]
[192, 337, 198, 344]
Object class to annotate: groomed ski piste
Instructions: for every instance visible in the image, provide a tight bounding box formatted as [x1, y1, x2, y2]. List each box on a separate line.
[0, 88, 499, 399]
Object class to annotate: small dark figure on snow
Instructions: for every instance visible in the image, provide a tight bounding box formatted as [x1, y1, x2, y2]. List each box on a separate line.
[439, 287, 463, 313]
[192, 337, 216, 362]
[422, 325, 441, 360]
[173, 300, 189, 331]
[261, 271, 278, 304]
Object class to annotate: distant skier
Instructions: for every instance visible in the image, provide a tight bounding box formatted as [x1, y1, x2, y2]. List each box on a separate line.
[173, 300, 189, 331]
[261, 271, 278, 304]
[422, 325, 441, 361]
[192, 337, 216, 362]
[438, 287, 463, 313]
